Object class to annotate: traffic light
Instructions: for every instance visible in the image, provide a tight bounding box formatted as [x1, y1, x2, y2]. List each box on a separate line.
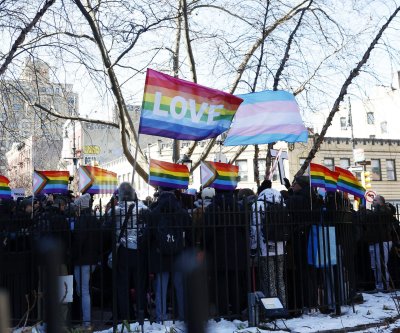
[363, 171, 372, 189]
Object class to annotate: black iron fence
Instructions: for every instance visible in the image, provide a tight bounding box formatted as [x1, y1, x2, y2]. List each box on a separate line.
[1, 196, 400, 330]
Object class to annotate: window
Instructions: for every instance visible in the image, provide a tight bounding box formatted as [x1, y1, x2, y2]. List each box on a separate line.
[387, 160, 396, 181]
[371, 159, 381, 181]
[235, 160, 248, 181]
[299, 158, 306, 167]
[84, 156, 96, 165]
[381, 121, 388, 134]
[367, 112, 374, 125]
[323, 158, 334, 171]
[258, 160, 278, 181]
[340, 158, 350, 169]
[340, 117, 347, 130]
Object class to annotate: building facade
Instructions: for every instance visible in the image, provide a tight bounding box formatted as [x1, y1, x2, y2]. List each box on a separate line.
[289, 135, 400, 203]
[60, 121, 124, 177]
[6, 136, 63, 194]
[0, 58, 78, 175]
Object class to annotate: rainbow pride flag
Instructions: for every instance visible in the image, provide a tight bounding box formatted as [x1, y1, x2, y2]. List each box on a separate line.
[78, 166, 118, 194]
[33, 170, 69, 195]
[335, 166, 365, 198]
[310, 163, 339, 192]
[0, 175, 12, 199]
[310, 163, 327, 188]
[201, 161, 239, 191]
[224, 90, 308, 146]
[149, 159, 189, 189]
[139, 69, 243, 140]
[325, 169, 340, 192]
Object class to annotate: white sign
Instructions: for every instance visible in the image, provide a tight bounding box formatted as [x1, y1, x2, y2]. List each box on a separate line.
[353, 148, 365, 163]
[365, 190, 377, 203]
[58, 275, 73, 303]
[348, 166, 363, 172]
[270, 149, 288, 185]
[11, 188, 25, 200]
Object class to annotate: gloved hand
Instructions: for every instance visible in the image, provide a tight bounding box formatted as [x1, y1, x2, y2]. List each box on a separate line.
[283, 177, 291, 190]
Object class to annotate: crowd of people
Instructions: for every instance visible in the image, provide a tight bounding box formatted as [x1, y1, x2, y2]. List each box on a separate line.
[1, 176, 399, 330]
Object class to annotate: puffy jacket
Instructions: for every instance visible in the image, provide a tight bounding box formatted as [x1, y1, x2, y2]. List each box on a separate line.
[111, 200, 148, 250]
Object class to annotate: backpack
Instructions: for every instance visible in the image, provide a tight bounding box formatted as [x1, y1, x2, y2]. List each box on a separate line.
[156, 213, 185, 255]
[152, 195, 186, 256]
[258, 200, 288, 242]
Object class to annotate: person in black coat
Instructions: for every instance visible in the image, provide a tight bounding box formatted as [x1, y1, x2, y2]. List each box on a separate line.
[145, 187, 191, 323]
[284, 176, 322, 315]
[71, 203, 102, 328]
[203, 189, 248, 318]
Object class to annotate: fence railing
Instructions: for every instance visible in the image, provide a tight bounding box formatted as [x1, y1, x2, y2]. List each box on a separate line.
[1, 198, 399, 330]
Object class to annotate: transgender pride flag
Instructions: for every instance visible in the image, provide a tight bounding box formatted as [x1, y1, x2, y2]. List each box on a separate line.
[224, 90, 308, 146]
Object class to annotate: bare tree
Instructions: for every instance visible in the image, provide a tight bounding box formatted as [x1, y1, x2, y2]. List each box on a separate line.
[0, 0, 399, 189]
[295, 4, 400, 178]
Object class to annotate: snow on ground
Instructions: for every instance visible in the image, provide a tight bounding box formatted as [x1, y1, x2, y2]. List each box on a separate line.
[95, 292, 400, 332]
[13, 292, 400, 332]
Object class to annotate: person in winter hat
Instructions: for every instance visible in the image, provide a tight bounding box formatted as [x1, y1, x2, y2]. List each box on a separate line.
[194, 187, 215, 208]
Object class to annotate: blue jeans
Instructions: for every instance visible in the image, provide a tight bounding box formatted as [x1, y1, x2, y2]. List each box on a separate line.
[74, 265, 95, 326]
[155, 271, 184, 322]
[369, 241, 392, 290]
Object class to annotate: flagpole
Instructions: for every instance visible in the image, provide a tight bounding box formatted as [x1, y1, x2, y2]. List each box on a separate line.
[131, 132, 141, 188]
[31, 112, 36, 218]
[308, 164, 312, 211]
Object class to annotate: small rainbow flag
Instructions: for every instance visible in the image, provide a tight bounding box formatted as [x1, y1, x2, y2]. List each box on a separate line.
[335, 166, 365, 198]
[139, 69, 243, 140]
[0, 175, 12, 199]
[201, 161, 239, 191]
[78, 166, 118, 194]
[149, 159, 189, 189]
[33, 170, 70, 195]
[310, 163, 327, 188]
[310, 163, 339, 192]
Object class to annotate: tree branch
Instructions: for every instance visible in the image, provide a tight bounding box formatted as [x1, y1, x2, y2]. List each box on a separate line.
[190, 0, 310, 171]
[0, 0, 55, 76]
[295, 5, 400, 178]
[73, 0, 148, 181]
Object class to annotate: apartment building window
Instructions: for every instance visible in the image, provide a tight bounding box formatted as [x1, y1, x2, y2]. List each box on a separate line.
[235, 160, 248, 181]
[367, 112, 374, 125]
[323, 158, 334, 171]
[387, 159, 396, 181]
[340, 117, 347, 130]
[258, 159, 278, 181]
[381, 121, 388, 134]
[340, 158, 350, 169]
[371, 159, 382, 181]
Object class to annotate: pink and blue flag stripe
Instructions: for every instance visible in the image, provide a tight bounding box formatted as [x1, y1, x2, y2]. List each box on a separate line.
[224, 90, 308, 146]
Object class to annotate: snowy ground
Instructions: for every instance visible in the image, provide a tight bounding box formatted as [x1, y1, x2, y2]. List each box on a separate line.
[94, 292, 400, 333]
[13, 292, 400, 332]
